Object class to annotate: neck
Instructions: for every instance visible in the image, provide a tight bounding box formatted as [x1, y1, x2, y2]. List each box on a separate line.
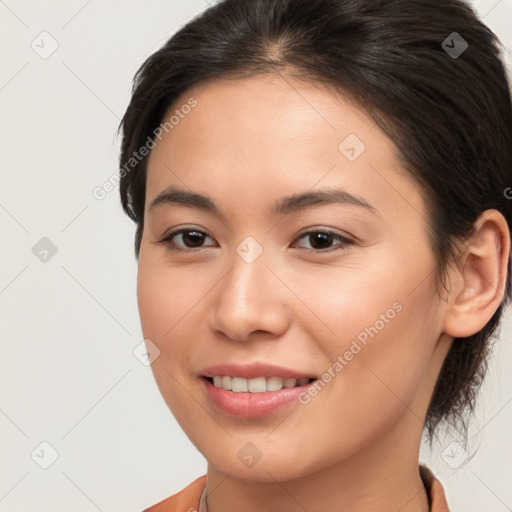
[204, 411, 430, 512]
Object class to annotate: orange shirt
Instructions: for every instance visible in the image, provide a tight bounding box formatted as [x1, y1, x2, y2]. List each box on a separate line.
[144, 464, 449, 512]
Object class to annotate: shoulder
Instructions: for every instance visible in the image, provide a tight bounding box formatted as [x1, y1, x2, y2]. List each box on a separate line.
[143, 475, 207, 512]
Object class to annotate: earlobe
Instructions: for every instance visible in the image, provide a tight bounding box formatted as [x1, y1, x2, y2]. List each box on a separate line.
[443, 210, 511, 339]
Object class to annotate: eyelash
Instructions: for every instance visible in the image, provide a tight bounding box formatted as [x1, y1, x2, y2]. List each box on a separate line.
[156, 227, 354, 254]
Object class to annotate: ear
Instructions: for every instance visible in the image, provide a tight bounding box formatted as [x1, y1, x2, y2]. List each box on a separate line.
[443, 209, 511, 338]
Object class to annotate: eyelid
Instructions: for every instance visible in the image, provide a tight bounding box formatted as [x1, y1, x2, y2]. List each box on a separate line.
[294, 227, 354, 242]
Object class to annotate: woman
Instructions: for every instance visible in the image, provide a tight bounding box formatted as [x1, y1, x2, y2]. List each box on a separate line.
[117, 0, 512, 510]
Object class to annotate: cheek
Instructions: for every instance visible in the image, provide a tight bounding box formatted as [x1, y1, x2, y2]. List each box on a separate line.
[136, 252, 197, 385]
[137, 263, 173, 339]
[286, 244, 435, 355]
[136, 250, 203, 345]
[279, 250, 438, 441]
[136, 256, 206, 429]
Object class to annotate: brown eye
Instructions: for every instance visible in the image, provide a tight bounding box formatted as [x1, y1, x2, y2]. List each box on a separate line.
[177, 230, 208, 248]
[158, 229, 216, 252]
[293, 230, 353, 253]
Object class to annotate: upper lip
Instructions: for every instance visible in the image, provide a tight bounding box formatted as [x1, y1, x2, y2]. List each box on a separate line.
[200, 362, 317, 380]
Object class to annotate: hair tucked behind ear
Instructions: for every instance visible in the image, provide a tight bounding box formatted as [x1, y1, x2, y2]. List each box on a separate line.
[118, 0, 512, 445]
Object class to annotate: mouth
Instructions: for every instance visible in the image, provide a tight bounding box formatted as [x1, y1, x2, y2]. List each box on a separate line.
[203, 375, 317, 393]
[199, 362, 319, 417]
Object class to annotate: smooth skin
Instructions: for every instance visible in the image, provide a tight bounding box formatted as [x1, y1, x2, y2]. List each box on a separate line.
[137, 74, 510, 512]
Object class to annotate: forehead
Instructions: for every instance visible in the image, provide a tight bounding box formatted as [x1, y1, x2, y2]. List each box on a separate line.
[144, 74, 425, 222]
[151, 74, 379, 163]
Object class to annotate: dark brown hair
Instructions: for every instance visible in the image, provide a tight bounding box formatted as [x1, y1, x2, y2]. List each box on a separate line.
[118, 0, 512, 444]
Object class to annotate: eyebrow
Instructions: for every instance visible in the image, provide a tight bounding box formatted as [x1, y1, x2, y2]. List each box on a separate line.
[148, 185, 377, 218]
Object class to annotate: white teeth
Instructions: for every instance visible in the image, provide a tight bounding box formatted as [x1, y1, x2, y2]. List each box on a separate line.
[221, 376, 232, 390]
[283, 378, 297, 388]
[210, 376, 311, 392]
[231, 377, 248, 392]
[248, 377, 267, 393]
[266, 376, 284, 391]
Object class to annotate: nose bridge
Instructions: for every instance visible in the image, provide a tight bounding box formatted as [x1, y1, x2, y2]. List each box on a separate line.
[225, 234, 274, 311]
[232, 235, 270, 298]
[210, 235, 288, 341]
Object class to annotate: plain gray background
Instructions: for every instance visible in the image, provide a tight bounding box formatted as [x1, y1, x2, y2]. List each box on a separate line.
[1, 1, 511, 510]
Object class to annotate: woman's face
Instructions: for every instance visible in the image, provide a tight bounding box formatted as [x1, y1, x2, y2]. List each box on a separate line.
[137, 74, 452, 481]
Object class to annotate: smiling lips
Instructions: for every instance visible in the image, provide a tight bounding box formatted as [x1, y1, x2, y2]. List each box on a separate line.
[200, 362, 318, 417]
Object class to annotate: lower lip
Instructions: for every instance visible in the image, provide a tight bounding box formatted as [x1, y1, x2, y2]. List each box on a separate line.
[202, 378, 314, 418]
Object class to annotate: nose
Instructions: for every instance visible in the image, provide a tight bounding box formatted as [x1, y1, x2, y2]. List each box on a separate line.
[209, 245, 290, 343]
